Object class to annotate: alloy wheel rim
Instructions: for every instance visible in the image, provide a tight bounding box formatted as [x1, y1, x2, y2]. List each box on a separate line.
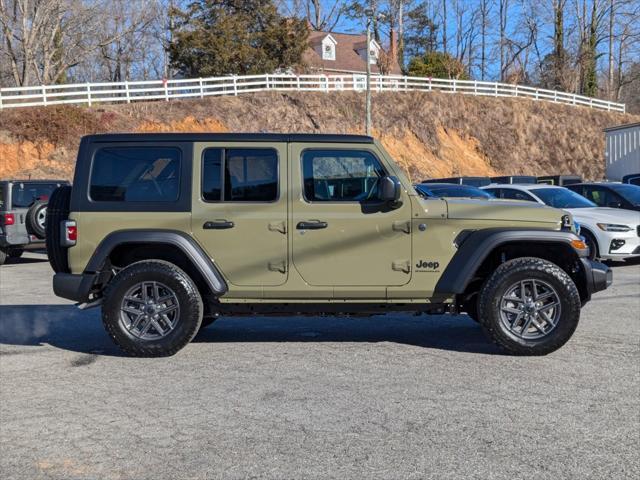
[120, 281, 180, 340]
[37, 208, 47, 229]
[499, 279, 561, 340]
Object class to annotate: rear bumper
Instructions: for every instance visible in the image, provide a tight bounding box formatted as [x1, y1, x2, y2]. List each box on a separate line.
[581, 258, 612, 297]
[0, 233, 44, 248]
[53, 272, 97, 303]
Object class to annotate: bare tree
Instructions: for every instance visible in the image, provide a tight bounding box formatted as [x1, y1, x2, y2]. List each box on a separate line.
[478, 0, 491, 80]
[0, 0, 152, 86]
[304, 0, 344, 31]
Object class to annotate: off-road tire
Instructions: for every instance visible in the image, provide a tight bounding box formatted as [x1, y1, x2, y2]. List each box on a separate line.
[0, 248, 7, 266]
[45, 185, 72, 273]
[102, 260, 203, 357]
[478, 257, 581, 356]
[26, 201, 47, 239]
[8, 248, 24, 258]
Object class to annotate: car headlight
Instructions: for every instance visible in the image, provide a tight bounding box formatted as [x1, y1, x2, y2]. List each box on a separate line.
[596, 223, 632, 232]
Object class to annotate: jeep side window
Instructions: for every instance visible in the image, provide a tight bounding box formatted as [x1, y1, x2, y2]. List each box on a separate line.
[302, 150, 385, 202]
[202, 148, 278, 202]
[90, 147, 181, 202]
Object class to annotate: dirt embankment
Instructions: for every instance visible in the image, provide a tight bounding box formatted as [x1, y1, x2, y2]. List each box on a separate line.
[0, 91, 637, 180]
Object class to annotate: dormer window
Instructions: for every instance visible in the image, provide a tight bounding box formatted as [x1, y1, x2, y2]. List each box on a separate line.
[324, 44, 335, 60]
[356, 40, 380, 64]
[321, 35, 337, 61]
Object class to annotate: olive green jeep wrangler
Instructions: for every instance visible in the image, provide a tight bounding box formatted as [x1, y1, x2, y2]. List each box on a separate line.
[47, 133, 611, 357]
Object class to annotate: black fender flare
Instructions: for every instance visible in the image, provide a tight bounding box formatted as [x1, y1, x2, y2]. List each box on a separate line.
[434, 228, 586, 295]
[86, 229, 228, 295]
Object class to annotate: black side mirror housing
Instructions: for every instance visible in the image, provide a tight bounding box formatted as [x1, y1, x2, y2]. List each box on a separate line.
[380, 176, 402, 207]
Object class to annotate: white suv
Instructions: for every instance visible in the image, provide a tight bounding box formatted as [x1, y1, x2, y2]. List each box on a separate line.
[483, 184, 640, 261]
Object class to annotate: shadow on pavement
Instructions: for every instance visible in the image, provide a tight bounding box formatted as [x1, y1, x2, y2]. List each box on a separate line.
[0, 304, 501, 357]
[2, 256, 49, 265]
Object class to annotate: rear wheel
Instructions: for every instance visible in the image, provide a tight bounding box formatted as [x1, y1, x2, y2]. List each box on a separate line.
[102, 260, 203, 357]
[0, 248, 7, 266]
[478, 257, 581, 355]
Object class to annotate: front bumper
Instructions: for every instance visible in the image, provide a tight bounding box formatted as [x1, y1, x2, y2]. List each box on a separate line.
[597, 229, 640, 259]
[53, 272, 98, 303]
[580, 258, 612, 298]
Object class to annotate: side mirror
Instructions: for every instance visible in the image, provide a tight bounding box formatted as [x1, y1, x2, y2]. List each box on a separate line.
[379, 176, 402, 206]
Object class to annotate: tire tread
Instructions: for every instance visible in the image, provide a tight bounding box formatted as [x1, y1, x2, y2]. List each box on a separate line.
[102, 260, 203, 357]
[478, 257, 581, 356]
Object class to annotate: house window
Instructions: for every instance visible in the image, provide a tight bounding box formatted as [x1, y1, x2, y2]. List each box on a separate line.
[323, 43, 335, 61]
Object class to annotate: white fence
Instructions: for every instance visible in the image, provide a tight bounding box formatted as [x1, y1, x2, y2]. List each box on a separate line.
[0, 73, 626, 113]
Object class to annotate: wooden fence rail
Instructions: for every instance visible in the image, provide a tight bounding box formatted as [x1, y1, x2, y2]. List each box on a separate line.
[0, 74, 626, 113]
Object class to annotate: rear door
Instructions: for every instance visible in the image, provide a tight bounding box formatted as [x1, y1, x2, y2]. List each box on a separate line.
[289, 144, 412, 289]
[191, 142, 288, 288]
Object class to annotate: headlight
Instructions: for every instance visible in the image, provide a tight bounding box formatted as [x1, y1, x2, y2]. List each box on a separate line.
[597, 223, 632, 232]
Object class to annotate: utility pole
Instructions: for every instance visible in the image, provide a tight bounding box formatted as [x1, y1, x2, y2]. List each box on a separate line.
[366, 11, 372, 136]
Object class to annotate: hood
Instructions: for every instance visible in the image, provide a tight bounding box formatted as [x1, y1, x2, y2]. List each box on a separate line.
[442, 198, 562, 224]
[567, 207, 640, 225]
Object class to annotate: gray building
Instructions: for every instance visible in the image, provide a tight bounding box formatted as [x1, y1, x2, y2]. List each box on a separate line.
[604, 122, 640, 181]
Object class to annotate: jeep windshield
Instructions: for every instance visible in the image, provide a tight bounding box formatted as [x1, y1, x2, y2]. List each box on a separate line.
[534, 187, 596, 209]
[11, 183, 61, 208]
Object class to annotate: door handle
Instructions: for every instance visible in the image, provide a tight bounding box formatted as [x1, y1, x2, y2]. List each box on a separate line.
[296, 220, 328, 230]
[203, 220, 235, 230]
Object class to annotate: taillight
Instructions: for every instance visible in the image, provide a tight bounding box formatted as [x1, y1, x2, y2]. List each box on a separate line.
[62, 220, 77, 246]
[3, 213, 15, 225]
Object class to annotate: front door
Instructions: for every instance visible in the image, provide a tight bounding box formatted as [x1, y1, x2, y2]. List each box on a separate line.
[290, 145, 412, 288]
[191, 143, 288, 287]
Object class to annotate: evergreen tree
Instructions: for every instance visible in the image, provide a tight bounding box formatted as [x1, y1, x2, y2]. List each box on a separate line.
[168, 0, 309, 77]
[407, 51, 468, 80]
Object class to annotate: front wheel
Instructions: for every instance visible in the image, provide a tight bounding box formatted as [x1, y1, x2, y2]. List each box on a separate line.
[102, 260, 203, 357]
[478, 257, 581, 355]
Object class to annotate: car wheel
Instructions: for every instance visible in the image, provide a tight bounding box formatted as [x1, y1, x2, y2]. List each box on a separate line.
[8, 248, 24, 258]
[26, 201, 47, 239]
[102, 260, 203, 357]
[478, 257, 581, 355]
[0, 248, 7, 266]
[582, 230, 599, 261]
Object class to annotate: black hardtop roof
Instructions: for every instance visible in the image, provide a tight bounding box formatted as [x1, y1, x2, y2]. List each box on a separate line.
[83, 133, 375, 144]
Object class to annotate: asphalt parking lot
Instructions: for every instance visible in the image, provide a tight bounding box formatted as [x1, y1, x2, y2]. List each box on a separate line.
[1, 252, 639, 479]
